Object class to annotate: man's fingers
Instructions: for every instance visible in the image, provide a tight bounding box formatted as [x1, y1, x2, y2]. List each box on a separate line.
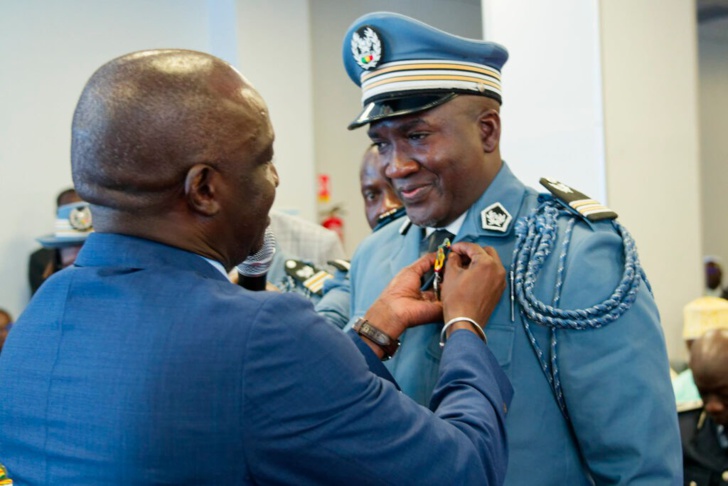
[445, 250, 463, 271]
[408, 252, 437, 276]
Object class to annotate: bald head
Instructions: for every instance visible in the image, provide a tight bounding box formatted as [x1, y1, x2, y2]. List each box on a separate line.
[690, 329, 728, 425]
[70, 49, 278, 269]
[72, 49, 269, 213]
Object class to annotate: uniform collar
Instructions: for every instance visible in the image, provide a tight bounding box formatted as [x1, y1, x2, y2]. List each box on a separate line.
[423, 212, 467, 239]
[458, 161, 529, 239]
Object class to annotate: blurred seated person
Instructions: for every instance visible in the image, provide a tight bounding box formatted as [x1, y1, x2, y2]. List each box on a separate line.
[269, 208, 346, 269]
[28, 189, 88, 294]
[674, 296, 728, 405]
[264, 209, 347, 297]
[678, 329, 728, 485]
[0, 309, 12, 355]
[314, 146, 405, 329]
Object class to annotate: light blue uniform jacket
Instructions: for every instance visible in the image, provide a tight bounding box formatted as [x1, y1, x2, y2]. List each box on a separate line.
[347, 163, 682, 485]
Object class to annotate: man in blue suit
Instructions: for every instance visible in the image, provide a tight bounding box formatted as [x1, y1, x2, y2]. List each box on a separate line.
[342, 12, 681, 485]
[0, 49, 513, 484]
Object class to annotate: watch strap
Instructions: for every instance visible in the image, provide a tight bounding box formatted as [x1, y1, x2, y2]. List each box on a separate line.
[353, 317, 400, 360]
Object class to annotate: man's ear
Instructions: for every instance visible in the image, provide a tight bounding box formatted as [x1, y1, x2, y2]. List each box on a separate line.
[184, 164, 220, 216]
[479, 109, 501, 153]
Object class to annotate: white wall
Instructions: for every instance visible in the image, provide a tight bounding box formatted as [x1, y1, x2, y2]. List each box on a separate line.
[482, 0, 606, 201]
[236, 0, 317, 222]
[600, 0, 702, 362]
[698, 18, 728, 266]
[0, 0, 217, 319]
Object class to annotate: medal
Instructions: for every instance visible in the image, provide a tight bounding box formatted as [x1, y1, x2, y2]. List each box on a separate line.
[432, 238, 452, 300]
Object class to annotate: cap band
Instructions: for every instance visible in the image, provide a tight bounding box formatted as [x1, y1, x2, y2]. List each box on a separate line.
[360, 59, 502, 104]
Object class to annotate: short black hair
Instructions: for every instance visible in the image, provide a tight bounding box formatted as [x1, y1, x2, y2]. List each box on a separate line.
[56, 188, 78, 208]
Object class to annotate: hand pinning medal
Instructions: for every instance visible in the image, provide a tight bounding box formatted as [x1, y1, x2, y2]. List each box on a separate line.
[421, 238, 453, 300]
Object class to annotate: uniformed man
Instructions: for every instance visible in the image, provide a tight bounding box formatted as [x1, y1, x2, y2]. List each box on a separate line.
[680, 329, 728, 486]
[341, 12, 681, 485]
[359, 145, 404, 231]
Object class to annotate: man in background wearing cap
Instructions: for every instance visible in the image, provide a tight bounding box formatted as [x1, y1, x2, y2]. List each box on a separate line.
[342, 12, 680, 485]
[0, 48, 512, 484]
[27, 188, 88, 294]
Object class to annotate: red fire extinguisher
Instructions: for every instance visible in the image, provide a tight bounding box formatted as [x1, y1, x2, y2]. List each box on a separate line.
[321, 205, 345, 243]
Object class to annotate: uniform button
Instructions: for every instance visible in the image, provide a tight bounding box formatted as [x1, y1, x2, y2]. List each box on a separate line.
[689, 481, 697, 486]
[722, 469, 728, 481]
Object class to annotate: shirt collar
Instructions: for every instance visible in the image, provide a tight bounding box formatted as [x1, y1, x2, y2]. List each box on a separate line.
[201, 256, 229, 278]
[424, 211, 467, 238]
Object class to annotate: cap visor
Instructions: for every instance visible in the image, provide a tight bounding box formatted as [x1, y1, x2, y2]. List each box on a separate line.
[36, 234, 88, 249]
[348, 93, 457, 130]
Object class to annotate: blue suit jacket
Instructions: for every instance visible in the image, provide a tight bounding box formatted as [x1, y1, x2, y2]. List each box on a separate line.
[0, 233, 512, 485]
[347, 163, 682, 485]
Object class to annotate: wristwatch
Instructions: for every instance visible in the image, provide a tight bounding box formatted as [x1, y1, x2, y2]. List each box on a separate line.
[353, 317, 400, 360]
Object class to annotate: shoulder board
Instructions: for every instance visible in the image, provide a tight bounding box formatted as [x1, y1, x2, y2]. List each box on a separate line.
[677, 399, 704, 414]
[373, 206, 407, 232]
[284, 259, 332, 295]
[327, 259, 351, 272]
[399, 216, 413, 235]
[539, 177, 617, 222]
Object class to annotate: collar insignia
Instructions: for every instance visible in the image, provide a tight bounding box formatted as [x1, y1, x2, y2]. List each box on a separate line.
[481, 202, 512, 233]
[351, 26, 383, 70]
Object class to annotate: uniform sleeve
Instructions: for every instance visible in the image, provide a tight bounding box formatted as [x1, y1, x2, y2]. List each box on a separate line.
[240, 294, 513, 486]
[554, 223, 682, 485]
[314, 274, 351, 330]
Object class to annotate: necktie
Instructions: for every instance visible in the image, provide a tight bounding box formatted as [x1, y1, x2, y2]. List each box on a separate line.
[420, 229, 455, 255]
[420, 229, 455, 291]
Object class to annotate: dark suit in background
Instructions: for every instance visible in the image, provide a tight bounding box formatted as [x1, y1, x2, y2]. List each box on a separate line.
[680, 405, 728, 486]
